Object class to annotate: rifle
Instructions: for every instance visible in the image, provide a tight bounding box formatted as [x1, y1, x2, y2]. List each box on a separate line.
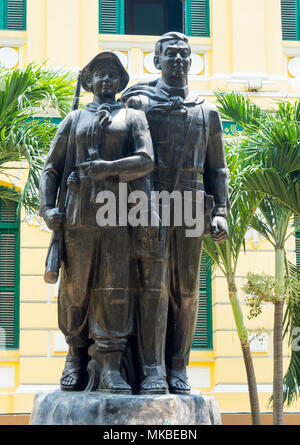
[44, 70, 82, 284]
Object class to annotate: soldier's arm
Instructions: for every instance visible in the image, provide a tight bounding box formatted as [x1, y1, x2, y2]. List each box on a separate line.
[39, 112, 74, 220]
[110, 109, 154, 182]
[83, 109, 154, 183]
[203, 104, 229, 218]
[125, 95, 150, 112]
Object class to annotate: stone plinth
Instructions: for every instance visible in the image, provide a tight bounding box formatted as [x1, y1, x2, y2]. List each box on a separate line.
[30, 390, 221, 425]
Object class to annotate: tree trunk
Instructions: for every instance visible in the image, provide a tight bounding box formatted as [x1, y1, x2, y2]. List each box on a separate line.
[241, 339, 262, 425]
[227, 276, 262, 425]
[273, 248, 284, 425]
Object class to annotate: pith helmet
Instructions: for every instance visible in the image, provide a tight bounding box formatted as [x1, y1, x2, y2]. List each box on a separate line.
[81, 51, 129, 93]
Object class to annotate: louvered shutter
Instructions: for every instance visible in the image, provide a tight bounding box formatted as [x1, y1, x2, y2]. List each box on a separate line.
[0, 199, 20, 350]
[296, 216, 300, 269]
[186, 0, 210, 37]
[0, 0, 26, 30]
[99, 0, 124, 34]
[192, 252, 212, 350]
[281, 0, 300, 40]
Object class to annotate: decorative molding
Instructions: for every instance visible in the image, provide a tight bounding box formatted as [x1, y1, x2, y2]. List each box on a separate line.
[99, 38, 211, 52]
[142, 50, 206, 76]
[249, 333, 268, 353]
[24, 215, 51, 233]
[112, 50, 128, 69]
[283, 46, 300, 57]
[0, 367, 15, 388]
[287, 56, 300, 78]
[0, 46, 19, 68]
[245, 228, 265, 248]
[0, 36, 26, 46]
[99, 39, 209, 78]
[187, 366, 211, 389]
[53, 333, 68, 353]
[213, 384, 273, 393]
[15, 385, 60, 393]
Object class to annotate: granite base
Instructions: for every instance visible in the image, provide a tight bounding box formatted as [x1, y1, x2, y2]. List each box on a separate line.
[30, 390, 221, 425]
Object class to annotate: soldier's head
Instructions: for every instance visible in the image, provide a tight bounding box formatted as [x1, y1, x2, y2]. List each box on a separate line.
[82, 51, 129, 99]
[154, 32, 191, 83]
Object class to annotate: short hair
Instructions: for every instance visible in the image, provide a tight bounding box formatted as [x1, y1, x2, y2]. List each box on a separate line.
[154, 32, 190, 56]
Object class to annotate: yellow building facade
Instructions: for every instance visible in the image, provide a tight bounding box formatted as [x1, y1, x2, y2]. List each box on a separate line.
[0, 0, 300, 416]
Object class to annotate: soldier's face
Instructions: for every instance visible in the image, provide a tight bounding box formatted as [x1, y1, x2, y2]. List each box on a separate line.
[91, 63, 121, 98]
[155, 40, 191, 79]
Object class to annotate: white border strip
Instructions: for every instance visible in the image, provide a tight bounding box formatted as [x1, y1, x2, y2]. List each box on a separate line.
[15, 385, 60, 393]
[213, 384, 273, 393]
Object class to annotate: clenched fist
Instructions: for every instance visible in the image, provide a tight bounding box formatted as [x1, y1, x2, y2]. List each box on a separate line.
[211, 216, 228, 244]
[43, 208, 64, 231]
[77, 160, 112, 181]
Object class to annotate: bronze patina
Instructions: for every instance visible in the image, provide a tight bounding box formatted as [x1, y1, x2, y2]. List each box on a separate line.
[122, 32, 229, 395]
[40, 34, 229, 396]
[39, 51, 154, 393]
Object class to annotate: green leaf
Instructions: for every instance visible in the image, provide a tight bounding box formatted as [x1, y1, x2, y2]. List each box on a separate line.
[0, 63, 77, 214]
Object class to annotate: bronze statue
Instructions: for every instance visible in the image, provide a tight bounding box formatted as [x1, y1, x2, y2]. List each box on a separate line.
[40, 33, 229, 396]
[39, 52, 154, 393]
[122, 32, 229, 395]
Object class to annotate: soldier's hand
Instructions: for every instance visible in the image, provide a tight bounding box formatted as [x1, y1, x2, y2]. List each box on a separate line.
[43, 208, 64, 231]
[77, 160, 112, 181]
[211, 216, 228, 244]
[67, 170, 80, 192]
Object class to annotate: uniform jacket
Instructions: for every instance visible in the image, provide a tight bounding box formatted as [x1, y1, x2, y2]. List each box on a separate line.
[39, 101, 154, 227]
[122, 79, 229, 217]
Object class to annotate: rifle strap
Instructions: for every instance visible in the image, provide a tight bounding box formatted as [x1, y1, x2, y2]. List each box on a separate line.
[172, 103, 203, 192]
[58, 110, 82, 214]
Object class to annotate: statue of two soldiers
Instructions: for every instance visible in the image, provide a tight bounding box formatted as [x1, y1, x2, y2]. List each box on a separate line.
[39, 32, 229, 396]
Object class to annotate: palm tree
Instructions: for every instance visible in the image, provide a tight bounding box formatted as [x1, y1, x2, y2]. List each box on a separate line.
[282, 260, 300, 406]
[203, 141, 263, 425]
[0, 63, 76, 213]
[250, 199, 293, 425]
[215, 92, 300, 425]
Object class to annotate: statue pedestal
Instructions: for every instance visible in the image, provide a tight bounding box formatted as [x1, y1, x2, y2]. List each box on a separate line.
[30, 390, 221, 425]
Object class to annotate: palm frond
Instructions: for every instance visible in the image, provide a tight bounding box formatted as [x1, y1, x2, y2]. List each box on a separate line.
[0, 185, 21, 202]
[243, 170, 300, 216]
[0, 63, 76, 214]
[215, 90, 267, 129]
[203, 140, 262, 274]
[250, 198, 293, 247]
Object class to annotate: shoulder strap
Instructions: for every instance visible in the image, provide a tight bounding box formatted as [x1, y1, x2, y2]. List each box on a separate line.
[201, 103, 209, 149]
[58, 110, 81, 213]
[172, 104, 203, 191]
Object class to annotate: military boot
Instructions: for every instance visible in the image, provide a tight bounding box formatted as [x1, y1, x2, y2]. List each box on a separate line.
[89, 345, 132, 394]
[60, 346, 89, 391]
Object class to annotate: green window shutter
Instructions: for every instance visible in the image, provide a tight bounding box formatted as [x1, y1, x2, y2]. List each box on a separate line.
[296, 216, 300, 269]
[0, 0, 26, 30]
[0, 0, 6, 29]
[186, 0, 210, 37]
[281, 0, 300, 40]
[0, 199, 20, 350]
[296, 233, 300, 268]
[99, 0, 124, 34]
[192, 252, 213, 350]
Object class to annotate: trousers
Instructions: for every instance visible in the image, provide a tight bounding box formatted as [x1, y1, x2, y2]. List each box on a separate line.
[58, 226, 134, 352]
[135, 223, 202, 377]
